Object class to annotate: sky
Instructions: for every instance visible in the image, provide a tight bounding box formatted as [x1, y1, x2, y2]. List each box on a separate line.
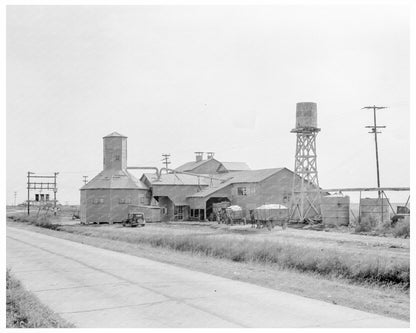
[6, 4, 410, 205]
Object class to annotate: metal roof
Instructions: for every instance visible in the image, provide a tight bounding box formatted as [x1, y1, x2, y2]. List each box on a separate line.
[188, 168, 284, 198]
[81, 169, 148, 190]
[174, 159, 215, 172]
[219, 162, 251, 171]
[103, 131, 127, 138]
[141, 173, 214, 186]
[256, 204, 288, 210]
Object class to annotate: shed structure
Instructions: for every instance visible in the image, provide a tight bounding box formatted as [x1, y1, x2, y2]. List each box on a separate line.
[187, 168, 319, 220]
[140, 172, 218, 221]
[80, 132, 150, 224]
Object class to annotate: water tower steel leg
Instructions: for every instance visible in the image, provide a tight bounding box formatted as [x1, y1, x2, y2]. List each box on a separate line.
[291, 132, 321, 221]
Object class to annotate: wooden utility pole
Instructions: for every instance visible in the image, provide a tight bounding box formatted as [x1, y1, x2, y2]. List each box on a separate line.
[53, 172, 58, 215]
[362, 105, 387, 198]
[83, 176, 88, 185]
[161, 154, 171, 172]
[14, 191, 17, 206]
[27, 172, 33, 215]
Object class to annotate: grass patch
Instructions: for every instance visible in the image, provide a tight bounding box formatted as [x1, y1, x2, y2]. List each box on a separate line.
[355, 216, 410, 238]
[392, 220, 410, 238]
[6, 269, 74, 328]
[7, 221, 410, 321]
[8, 214, 60, 230]
[61, 226, 409, 289]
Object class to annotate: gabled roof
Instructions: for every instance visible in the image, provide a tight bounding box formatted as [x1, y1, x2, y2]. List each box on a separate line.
[222, 168, 283, 183]
[175, 158, 218, 172]
[103, 131, 127, 138]
[188, 168, 284, 198]
[218, 162, 251, 172]
[141, 173, 212, 186]
[81, 169, 148, 190]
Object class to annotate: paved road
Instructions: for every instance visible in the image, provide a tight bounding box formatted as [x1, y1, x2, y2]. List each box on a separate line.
[6, 226, 409, 328]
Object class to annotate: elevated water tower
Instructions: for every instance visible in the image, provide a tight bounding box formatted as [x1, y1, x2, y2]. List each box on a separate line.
[289, 102, 322, 221]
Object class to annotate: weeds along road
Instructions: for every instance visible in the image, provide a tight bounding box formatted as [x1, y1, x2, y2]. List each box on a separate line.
[6, 226, 408, 328]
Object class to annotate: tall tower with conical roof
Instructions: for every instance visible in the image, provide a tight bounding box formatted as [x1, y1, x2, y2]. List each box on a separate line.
[80, 132, 149, 224]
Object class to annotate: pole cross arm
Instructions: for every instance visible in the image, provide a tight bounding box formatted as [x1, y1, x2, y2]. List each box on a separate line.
[362, 106, 388, 110]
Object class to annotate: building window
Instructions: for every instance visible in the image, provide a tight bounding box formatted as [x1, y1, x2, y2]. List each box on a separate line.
[237, 187, 247, 196]
[174, 206, 184, 220]
[93, 198, 104, 204]
[118, 197, 132, 204]
[283, 194, 290, 203]
[35, 194, 39, 202]
[115, 155, 120, 161]
[190, 209, 204, 220]
[140, 196, 145, 204]
[119, 197, 131, 204]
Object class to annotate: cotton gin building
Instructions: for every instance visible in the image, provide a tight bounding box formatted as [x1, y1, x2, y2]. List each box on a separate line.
[80, 132, 149, 224]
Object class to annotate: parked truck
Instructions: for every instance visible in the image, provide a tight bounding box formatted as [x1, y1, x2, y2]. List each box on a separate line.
[122, 212, 146, 227]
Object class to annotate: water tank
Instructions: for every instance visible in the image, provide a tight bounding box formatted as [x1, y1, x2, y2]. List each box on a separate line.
[296, 102, 317, 129]
[321, 195, 350, 227]
[359, 198, 390, 226]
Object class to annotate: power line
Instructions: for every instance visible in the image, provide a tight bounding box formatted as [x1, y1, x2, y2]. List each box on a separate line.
[362, 105, 387, 198]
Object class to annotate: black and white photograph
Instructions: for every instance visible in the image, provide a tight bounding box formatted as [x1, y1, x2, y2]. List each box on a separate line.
[3, 0, 414, 329]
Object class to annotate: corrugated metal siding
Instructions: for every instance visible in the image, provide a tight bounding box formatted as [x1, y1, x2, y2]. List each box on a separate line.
[187, 168, 283, 198]
[83, 188, 148, 223]
[153, 185, 201, 205]
[186, 168, 319, 218]
[80, 190, 87, 223]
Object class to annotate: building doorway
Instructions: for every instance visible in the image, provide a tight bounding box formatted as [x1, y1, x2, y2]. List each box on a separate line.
[174, 205, 188, 221]
[189, 208, 205, 221]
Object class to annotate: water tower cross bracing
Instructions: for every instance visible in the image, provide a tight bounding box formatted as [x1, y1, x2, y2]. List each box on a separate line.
[290, 102, 321, 221]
